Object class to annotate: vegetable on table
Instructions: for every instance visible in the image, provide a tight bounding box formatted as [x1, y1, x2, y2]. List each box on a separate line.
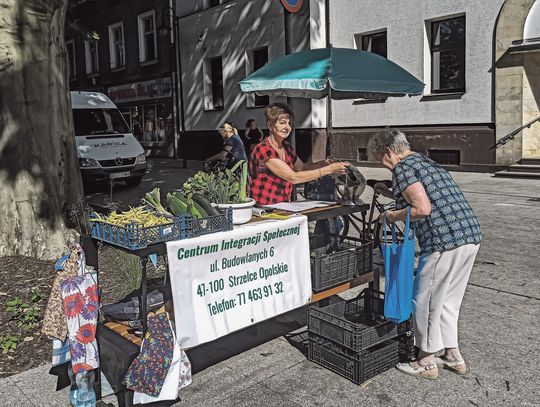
[182, 160, 249, 205]
[91, 206, 171, 228]
[142, 188, 172, 216]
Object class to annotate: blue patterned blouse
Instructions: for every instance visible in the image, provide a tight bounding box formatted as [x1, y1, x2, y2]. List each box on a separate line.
[392, 153, 482, 255]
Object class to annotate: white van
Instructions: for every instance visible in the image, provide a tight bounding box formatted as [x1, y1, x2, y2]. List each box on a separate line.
[70, 91, 147, 186]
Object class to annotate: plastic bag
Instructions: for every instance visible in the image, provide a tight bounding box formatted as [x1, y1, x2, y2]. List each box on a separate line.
[381, 207, 415, 323]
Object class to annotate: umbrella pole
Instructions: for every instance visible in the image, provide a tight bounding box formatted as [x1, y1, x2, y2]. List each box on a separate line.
[326, 87, 333, 158]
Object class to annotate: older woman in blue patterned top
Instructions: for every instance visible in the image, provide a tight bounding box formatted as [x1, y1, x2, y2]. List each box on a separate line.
[369, 128, 482, 380]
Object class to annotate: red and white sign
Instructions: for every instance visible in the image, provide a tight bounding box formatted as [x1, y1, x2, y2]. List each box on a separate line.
[107, 77, 172, 104]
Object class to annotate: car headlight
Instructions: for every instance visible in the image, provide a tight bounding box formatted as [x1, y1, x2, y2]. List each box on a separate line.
[79, 158, 100, 168]
[135, 153, 146, 164]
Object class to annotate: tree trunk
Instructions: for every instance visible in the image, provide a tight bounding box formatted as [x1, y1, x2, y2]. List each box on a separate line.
[0, 0, 83, 259]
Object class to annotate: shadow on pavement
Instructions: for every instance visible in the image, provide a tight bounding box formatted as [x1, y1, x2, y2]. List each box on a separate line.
[187, 307, 307, 374]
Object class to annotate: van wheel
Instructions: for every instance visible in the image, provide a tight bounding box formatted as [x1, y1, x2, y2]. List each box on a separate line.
[125, 177, 143, 187]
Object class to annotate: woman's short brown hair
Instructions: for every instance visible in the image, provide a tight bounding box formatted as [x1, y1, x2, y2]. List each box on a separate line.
[264, 103, 294, 129]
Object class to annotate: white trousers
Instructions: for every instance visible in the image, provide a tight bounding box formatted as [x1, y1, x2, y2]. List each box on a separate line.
[412, 243, 480, 353]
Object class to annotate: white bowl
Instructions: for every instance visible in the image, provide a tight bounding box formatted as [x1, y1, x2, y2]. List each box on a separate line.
[216, 198, 256, 224]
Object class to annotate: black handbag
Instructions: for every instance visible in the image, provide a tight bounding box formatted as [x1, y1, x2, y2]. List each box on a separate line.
[101, 283, 171, 323]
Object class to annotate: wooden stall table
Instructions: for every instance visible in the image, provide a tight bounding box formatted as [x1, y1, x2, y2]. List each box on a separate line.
[84, 203, 374, 340]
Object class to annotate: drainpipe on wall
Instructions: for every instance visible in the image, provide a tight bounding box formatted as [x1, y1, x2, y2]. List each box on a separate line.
[284, 8, 295, 149]
[325, 0, 332, 157]
[325, 0, 330, 48]
[174, 14, 187, 168]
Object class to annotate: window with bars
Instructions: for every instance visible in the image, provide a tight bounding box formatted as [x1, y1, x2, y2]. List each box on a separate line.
[430, 16, 466, 93]
[108, 22, 125, 69]
[138, 11, 157, 63]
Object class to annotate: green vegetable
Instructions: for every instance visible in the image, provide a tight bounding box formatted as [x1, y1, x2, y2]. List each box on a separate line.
[167, 193, 189, 216]
[183, 160, 249, 204]
[193, 194, 220, 216]
[143, 188, 172, 215]
[190, 199, 208, 218]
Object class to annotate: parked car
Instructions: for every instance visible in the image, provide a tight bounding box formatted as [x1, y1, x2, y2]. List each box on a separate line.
[70, 91, 147, 187]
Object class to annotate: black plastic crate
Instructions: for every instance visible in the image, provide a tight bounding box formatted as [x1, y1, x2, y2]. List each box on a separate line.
[308, 333, 399, 385]
[187, 208, 233, 238]
[398, 332, 416, 362]
[310, 239, 373, 292]
[308, 289, 411, 352]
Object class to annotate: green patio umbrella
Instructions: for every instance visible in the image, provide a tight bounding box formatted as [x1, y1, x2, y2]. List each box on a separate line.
[239, 47, 424, 139]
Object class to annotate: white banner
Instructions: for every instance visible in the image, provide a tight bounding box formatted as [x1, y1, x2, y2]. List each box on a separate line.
[167, 216, 311, 348]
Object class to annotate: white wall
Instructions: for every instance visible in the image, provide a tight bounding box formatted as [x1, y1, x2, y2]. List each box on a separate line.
[178, 0, 289, 131]
[175, 0, 214, 17]
[330, 0, 506, 128]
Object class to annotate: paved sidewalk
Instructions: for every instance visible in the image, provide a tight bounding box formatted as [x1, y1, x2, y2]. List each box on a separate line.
[2, 161, 539, 406]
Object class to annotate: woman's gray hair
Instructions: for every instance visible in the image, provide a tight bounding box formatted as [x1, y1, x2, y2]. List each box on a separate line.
[367, 128, 410, 160]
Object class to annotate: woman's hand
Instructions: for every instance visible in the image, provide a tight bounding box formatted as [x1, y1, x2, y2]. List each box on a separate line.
[379, 210, 395, 224]
[325, 161, 350, 175]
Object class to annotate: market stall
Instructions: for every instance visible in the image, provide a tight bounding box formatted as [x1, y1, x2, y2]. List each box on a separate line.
[39, 155, 379, 406]
[81, 199, 374, 406]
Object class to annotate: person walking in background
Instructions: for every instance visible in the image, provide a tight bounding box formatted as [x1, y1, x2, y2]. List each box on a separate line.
[368, 128, 482, 380]
[204, 122, 247, 168]
[244, 119, 264, 153]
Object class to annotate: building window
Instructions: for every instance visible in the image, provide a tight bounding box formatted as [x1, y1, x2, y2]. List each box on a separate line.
[246, 47, 269, 107]
[430, 15, 465, 93]
[209, 0, 220, 6]
[428, 149, 461, 165]
[355, 30, 387, 58]
[357, 148, 368, 161]
[138, 10, 157, 63]
[66, 39, 76, 79]
[353, 32, 387, 102]
[85, 40, 99, 74]
[204, 56, 224, 110]
[108, 22, 125, 69]
[122, 104, 171, 145]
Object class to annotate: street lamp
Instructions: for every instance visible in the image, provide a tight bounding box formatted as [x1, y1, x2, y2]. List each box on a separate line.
[158, 6, 187, 168]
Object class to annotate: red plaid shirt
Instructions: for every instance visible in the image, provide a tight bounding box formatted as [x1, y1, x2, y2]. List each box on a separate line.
[249, 140, 297, 206]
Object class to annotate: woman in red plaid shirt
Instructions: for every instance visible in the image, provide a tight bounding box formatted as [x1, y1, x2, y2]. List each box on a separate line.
[249, 103, 349, 206]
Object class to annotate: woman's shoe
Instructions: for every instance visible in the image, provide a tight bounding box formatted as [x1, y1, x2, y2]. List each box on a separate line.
[396, 361, 438, 380]
[434, 356, 467, 375]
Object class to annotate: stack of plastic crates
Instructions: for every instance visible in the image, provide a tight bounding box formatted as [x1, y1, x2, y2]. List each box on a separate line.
[310, 236, 373, 292]
[307, 289, 413, 384]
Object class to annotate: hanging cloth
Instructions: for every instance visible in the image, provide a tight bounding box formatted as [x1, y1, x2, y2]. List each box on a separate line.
[124, 313, 175, 397]
[60, 271, 100, 373]
[132, 317, 192, 404]
[42, 243, 86, 340]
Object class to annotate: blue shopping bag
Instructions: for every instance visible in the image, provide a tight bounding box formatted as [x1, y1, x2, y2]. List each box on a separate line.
[382, 207, 416, 323]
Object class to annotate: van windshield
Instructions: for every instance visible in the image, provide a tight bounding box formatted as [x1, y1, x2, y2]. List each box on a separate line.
[73, 108, 130, 136]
